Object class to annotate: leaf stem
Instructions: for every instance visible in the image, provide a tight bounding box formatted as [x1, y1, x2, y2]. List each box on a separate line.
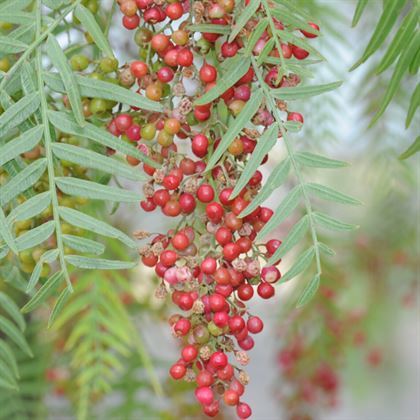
[261, 0, 286, 71]
[0, 0, 81, 93]
[251, 56, 322, 279]
[35, 0, 73, 292]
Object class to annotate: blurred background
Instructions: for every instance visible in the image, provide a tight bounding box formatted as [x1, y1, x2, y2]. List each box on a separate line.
[1, 0, 418, 419]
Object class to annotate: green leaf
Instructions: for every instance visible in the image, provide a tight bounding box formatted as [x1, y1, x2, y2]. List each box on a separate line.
[74, 5, 113, 57]
[15, 221, 55, 252]
[351, 0, 368, 27]
[0, 0, 32, 12]
[0, 207, 17, 255]
[256, 185, 302, 240]
[0, 35, 27, 53]
[0, 359, 19, 390]
[370, 32, 420, 125]
[257, 38, 275, 65]
[270, 81, 342, 100]
[216, 100, 229, 125]
[7, 191, 51, 224]
[52, 143, 146, 182]
[0, 341, 19, 379]
[55, 177, 142, 203]
[313, 212, 358, 231]
[296, 274, 320, 308]
[271, 6, 320, 37]
[281, 246, 315, 282]
[409, 46, 420, 74]
[186, 24, 230, 34]
[58, 206, 137, 249]
[406, 83, 419, 128]
[0, 92, 40, 137]
[283, 121, 303, 132]
[240, 158, 290, 217]
[306, 183, 362, 205]
[294, 152, 348, 169]
[44, 72, 164, 113]
[376, 9, 418, 74]
[194, 55, 252, 105]
[229, 0, 261, 42]
[26, 249, 59, 292]
[244, 18, 268, 55]
[0, 11, 32, 25]
[0, 126, 44, 167]
[206, 89, 264, 171]
[48, 111, 159, 168]
[65, 255, 136, 270]
[267, 215, 309, 265]
[62, 234, 105, 255]
[21, 271, 64, 313]
[0, 292, 25, 331]
[318, 241, 336, 257]
[0, 158, 47, 206]
[231, 124, 279, 199]
[350, 0, 407, 70]
[399, 136, 420, 160]
[0, 316, 32, 357]
[46, 35, 85, 127]
[48, 287, 71, 328]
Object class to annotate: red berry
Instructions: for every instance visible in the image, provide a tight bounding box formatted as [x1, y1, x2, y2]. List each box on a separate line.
[197, 183, 215, 203]
[287, 112, 304, 123]
[115, 114, 133, 132]
[221, 41, 239, 57]
[257, 282, 275, 299]
[237, 283, 254, 301]
[181, 345, 198, 362]
[261, 266, 281, 283]
[266, 239, 281, 255]
[157, 66, 174, 83]
[247, 316, 264, 334]
[140, 198, 156, 212]
[206, 202, 224, 223]
[292, 45, 309, 60]
[209, 294, 226, 312]
[209, 351, 228, 369]
[237, 402, 252, 419]
[197, 370, 214, 387]
[215, 227, 233, 246]
[201, 257, 217, 274]
[177, 48, 194, 66]
[192, 134, 209, 158]
[195, 387, 214, 406]
[163, 200, 182, 217]
[130, 61, 148, 78]
[229, 315, 245, 333]
[169, 363, 186, 379]
[223, 242, 241, 261]
[166, 2, 184, 20]
[199, 63, 217, 83]
[153, 189, 170, 207]
[174, 318, 191, 336]
[123, 14, 140, 30]
[224, 389, 239, 406]
[171, 232, 190, 251]
[160, 250, 177, 267]
[301, 22, 320, 38]
[179, 193, 196, 213]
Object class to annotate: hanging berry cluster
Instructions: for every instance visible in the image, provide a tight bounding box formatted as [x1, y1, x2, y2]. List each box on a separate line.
[112, 0, 319, 417]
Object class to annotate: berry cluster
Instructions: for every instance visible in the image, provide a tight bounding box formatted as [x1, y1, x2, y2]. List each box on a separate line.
[111, 0, 319, 417]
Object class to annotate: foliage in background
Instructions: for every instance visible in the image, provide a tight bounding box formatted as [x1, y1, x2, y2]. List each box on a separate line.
[351, 0, 419, 159]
